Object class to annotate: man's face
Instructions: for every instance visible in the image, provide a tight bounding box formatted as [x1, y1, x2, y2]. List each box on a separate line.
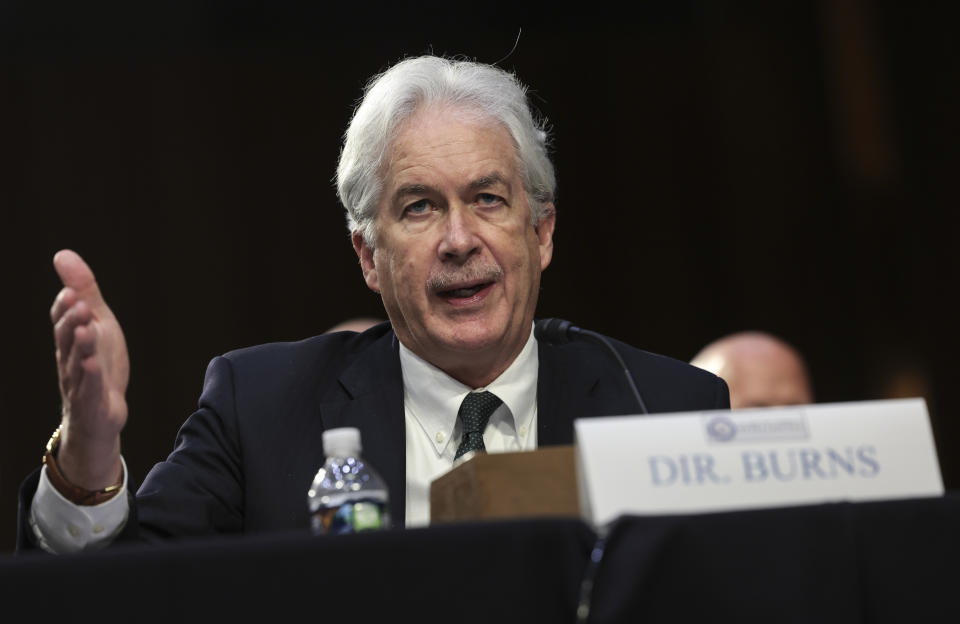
[727, 355, 813, 409]
[353, 107, 555, 386]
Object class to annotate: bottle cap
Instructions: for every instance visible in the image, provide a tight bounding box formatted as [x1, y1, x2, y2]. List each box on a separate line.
[322, 427, 362, 457]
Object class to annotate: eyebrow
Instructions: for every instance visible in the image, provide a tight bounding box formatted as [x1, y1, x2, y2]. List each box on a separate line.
[392, 173, 511, 205]
[394, 184, 431, 203]
[468, 173, 510, 193]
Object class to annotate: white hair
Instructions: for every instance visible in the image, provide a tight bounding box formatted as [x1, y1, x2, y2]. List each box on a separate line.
[336, 55, 556, 247]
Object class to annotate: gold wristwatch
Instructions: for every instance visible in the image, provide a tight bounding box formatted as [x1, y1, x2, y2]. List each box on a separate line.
[43, 425, 123, 506]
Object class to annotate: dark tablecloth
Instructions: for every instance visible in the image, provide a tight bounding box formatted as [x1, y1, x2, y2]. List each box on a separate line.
[2, 496, 957, 623]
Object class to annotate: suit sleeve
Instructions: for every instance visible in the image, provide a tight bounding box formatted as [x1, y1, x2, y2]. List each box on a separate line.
[16, 469, 43, 552]
[133, 355, 245, 540]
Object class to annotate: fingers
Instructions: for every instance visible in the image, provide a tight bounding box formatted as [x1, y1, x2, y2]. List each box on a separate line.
[71, 323, 98, 365]
[54, 300, 93, 370]
[53, 250, 107, 313]
[50, 287, 77, 324]
[61, 321, 98, 401]
[74, 355, 105, 418]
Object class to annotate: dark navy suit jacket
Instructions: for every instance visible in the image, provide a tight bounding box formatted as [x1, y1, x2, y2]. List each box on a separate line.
[18, 322, 728, 549]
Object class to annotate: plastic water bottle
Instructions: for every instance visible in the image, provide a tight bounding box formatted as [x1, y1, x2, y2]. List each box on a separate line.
[308, 427, 391, 535]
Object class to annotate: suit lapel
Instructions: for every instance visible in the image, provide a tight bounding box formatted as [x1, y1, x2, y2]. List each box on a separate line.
[318, 331, 407, 526]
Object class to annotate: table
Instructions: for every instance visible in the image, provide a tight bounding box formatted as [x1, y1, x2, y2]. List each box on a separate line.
[2, 496, 956, 623]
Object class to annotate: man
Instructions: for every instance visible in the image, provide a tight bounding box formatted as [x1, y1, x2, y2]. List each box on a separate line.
[690, 331, 813, 409]
[21, 56, 728, 553]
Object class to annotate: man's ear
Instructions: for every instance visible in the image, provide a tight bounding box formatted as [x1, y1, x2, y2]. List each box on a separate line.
[535, 203, 556, 271]
[352, 231, 380, 293]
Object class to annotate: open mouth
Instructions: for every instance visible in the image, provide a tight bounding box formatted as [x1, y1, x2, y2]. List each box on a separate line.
[436, 281, 495, 301]
[429, 263, 504, 303]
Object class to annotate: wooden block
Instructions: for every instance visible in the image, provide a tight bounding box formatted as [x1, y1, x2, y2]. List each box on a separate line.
[430, 445, 579, 524]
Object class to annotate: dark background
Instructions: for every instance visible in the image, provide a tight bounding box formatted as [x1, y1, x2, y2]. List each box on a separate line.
[1, 0, 957, 552]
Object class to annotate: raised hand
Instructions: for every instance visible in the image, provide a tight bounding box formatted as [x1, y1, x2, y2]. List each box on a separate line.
[49, 250, 129, 491]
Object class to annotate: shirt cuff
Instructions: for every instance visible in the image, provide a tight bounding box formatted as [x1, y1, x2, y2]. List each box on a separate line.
[29, 456, 130, 554]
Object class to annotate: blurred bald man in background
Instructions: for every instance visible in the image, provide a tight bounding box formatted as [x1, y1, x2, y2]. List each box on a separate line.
[691, 331, 814, 409]
[324, 317, 385, 334]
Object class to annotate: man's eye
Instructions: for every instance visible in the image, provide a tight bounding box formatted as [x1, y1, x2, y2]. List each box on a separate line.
[477, 193, 503, 206]
[404, 199, 431, 215]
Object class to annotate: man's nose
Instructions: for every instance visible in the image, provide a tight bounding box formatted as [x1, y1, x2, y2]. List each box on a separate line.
[437, 206, 481, 262]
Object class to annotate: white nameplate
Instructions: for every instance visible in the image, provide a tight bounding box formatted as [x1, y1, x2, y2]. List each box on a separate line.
[574, 398, 943, 527]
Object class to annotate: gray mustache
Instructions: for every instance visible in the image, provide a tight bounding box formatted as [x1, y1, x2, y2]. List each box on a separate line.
[427, 262, 504, 291]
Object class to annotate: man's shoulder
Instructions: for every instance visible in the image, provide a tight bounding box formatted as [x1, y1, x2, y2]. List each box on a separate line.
[610, 337, 719, 384]
[612, 337, 729, 412]
[540, 330, 710, 379]
[538, 330, 729, 412]
[209, 322, 395, 392]
[221, 322, 393, 362]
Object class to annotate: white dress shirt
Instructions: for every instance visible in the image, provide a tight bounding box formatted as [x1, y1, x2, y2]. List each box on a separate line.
[29, 457, 130, 553]
[400, 328, 538, 527]
[30, 326, 540, 551]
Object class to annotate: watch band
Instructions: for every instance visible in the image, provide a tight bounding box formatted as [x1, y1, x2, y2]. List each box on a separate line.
[43, 425, 123, 506]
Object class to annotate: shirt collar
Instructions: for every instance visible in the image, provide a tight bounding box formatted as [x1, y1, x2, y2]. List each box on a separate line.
[399, 324, 539, 455]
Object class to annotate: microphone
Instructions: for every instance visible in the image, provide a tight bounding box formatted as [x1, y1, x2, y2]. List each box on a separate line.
[535, 318, 649, 415]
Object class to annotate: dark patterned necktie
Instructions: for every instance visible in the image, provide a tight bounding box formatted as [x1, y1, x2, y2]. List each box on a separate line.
[454, 391, 503, 460]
